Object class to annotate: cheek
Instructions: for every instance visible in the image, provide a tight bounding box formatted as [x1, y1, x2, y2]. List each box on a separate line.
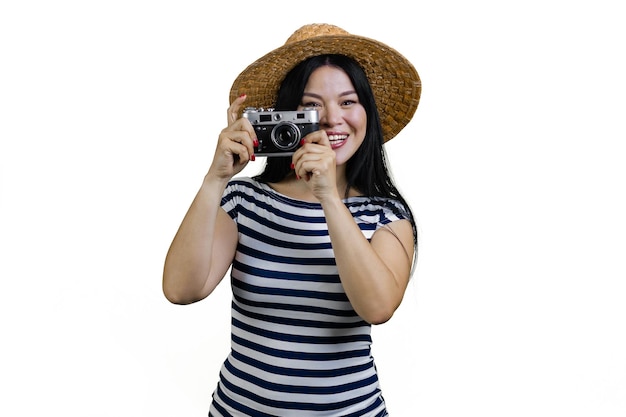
[347, 108, 367, 133]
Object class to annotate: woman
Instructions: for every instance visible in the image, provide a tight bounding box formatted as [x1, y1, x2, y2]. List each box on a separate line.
[163, 23, 421, 416]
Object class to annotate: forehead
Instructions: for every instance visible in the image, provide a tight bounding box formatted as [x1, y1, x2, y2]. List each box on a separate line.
[304, 65, 356, 93]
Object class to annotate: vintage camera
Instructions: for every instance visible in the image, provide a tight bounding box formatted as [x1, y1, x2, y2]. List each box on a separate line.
[243, 107, 320, 156]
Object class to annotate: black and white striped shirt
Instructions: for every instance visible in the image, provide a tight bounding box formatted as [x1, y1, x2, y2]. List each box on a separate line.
[209, 177, 409, 417]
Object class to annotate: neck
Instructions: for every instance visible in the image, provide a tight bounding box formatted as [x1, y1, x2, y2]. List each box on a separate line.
[269, 167, 355, 202]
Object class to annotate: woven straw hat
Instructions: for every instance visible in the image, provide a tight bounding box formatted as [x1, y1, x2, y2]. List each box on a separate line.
[229, 23, 421, 143]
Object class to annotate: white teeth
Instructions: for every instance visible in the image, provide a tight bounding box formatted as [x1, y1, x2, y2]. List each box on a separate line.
[328, 134, 348, 141]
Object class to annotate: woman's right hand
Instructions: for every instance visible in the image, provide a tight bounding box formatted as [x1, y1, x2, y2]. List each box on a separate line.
[207, 94, 257, 181]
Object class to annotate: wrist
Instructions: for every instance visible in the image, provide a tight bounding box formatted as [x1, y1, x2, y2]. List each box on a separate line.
[202, 172, 231, 196]
[319, 191, 344, 211]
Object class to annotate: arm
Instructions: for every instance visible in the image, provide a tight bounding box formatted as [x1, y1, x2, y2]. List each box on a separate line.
[321, 196, 414, 324]
[293, 132, 414, 324]
[162, 176, 238, 304]
[162, 95, 256, 304]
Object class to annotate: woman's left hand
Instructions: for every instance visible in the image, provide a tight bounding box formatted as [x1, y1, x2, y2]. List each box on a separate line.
[292, 130, 339, 202]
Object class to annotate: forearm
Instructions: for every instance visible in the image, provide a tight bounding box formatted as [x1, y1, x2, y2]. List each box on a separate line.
[162, 174, 232, 304]
[321, 197, 407, 324]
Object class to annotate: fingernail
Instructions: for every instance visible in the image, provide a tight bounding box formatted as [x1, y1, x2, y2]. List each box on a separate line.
[239, 93, 246, 98]
[253, 138, 259, 147]
[290, 162, 295, 170]
[300, 139, 306, 146]
[250, 154, 256, 161]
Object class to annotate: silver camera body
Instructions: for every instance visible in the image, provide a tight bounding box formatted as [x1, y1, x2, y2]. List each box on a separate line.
[243, 107, 320, 156]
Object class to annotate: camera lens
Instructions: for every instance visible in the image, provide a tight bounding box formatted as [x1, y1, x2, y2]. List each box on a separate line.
[271, 122, 301, 151]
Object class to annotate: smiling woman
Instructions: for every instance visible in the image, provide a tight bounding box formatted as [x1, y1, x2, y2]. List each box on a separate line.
[297, 64, 367, 159]
[2, 1, 624, 416]
[162, 23, 421, 416]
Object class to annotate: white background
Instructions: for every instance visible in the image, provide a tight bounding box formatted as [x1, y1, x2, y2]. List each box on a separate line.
[1, 0, 625, 416]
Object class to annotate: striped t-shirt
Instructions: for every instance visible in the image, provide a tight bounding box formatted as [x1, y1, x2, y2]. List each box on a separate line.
[209, 177, 410, 417]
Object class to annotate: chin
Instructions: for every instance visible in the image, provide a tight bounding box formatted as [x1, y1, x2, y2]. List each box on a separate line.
[334, 149, 358, 166]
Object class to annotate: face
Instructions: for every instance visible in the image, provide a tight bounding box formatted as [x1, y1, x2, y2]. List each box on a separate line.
[298, 65, 367, 165]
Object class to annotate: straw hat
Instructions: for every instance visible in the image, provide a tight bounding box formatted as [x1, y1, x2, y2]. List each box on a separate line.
[229, 23, 421, 143]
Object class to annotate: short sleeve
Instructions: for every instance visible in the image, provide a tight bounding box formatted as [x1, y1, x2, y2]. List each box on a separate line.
[220, 179, 247, 222]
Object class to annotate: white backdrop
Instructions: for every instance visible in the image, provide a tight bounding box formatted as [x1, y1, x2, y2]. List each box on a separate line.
[1, 1, 625, 416]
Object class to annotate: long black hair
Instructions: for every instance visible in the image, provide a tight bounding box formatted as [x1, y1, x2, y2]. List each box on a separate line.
[254, 54, 418, 262]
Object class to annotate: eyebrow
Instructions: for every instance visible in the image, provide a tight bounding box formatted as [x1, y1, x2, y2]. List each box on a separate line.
[302, 91, 357, 99]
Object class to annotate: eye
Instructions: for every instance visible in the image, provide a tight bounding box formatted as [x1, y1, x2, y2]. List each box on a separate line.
[301, 101, 321, 108]
[341, 99, 357, 106]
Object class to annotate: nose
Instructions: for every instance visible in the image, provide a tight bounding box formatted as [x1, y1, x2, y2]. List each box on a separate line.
[319, 104, 342, 127]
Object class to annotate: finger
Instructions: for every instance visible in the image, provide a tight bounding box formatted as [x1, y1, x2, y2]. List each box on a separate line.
[223, 129, 257, 161]
[227, 118, 257, 154]
[301, 130, 330, 148]
[293, 154, 323, 181]
[227, 94, 247, 126]
[220, 139, 251, 166]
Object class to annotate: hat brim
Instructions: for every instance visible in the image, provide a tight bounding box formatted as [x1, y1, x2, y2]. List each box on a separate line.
[229, 34, 421, 143]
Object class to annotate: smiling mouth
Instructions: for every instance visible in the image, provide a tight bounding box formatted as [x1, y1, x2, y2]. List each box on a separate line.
[327, 134, 348, 149]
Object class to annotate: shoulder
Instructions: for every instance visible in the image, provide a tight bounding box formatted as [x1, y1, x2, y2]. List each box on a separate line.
[221, 177, 265, 217]
[224, 176, 261, 193]
[222, 177, 271, 203]
[346, 196, 411, 224]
